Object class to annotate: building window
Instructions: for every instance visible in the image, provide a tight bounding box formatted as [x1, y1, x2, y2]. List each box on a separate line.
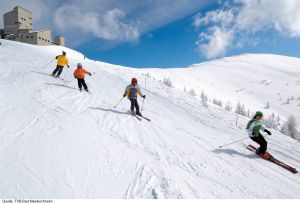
[39, 37, 41, 39]
[31, 36, 34, 38]
[26, 36, 29, 38]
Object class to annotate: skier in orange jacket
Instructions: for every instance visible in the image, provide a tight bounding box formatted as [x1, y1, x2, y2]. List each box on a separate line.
[73, 63, 92, 92]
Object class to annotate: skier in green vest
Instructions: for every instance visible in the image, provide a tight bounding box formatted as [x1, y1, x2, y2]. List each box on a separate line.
[246, 111, 272, 157]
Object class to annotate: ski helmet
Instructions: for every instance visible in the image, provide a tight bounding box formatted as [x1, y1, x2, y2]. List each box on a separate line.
[255, 111, 263, 116]
[131, 78, 138, 84]
[77, 63, 82, 67]
[62, 51, 66, 55]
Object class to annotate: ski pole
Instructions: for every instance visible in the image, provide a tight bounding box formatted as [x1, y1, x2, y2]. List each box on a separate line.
[141, 98, 145, 111]
[113, 97, 124, 108]
[42, 59, 55, 70]
[141, 76, 146, 111]
[65, 78, 76, 84]
[218, 137, 249, 148]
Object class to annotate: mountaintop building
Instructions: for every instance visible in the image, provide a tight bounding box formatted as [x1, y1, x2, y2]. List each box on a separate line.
[0, 6, 65, 46]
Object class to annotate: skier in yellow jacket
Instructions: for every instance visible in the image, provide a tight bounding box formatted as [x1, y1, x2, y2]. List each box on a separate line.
[52, 51, 69, 78]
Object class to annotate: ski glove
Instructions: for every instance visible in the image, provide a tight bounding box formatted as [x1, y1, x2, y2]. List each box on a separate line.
[67, 65, 70, 68]
[89, 73, 92, 76]
[264, 129, 272, 135]
[123, 94, 127, 97]
[142, 95, 146, 99]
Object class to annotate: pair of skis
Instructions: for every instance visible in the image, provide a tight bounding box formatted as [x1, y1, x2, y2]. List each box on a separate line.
[247, 144, 297, 174]
[131, 113, 151, 122]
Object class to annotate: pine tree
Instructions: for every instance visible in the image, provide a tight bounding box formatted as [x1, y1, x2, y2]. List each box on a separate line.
[225, 102, 232, 112]
[201, 91, 208, 107]
[189, 89, 196, 96]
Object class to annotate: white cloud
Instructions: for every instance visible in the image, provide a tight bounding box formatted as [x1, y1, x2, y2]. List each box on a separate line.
[197, 27, 233, 59]
[194, 0, 300, 59]
[54, 5, 139, 42]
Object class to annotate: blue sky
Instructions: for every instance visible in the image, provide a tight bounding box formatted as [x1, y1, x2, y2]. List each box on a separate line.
[80, 11, 202, 68]
[1, 0, 300, 68]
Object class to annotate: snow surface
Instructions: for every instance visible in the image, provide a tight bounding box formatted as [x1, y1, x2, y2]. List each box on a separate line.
[0, 40, 300, 199]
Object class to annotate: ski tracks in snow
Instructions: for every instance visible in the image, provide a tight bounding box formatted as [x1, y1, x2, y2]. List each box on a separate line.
[124, 163, 183, 199]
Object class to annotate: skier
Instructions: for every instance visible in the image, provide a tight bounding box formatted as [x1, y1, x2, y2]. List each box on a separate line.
[123, 78, 146, 116]
[73, 63, 92, 92]
[246, 111, 272, 158]
[52, 51, 69, 78]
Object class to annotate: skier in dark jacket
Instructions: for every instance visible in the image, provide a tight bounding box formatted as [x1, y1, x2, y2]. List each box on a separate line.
[123, 78, 145, 116]
[246, 111, 272, 158]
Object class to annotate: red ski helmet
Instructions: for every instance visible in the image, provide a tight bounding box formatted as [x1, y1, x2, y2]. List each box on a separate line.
[131, 78, 138, 84]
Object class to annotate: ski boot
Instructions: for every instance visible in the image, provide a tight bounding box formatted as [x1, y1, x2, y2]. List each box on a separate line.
[262, 152, 271, 160]
[136, 112, 142, 117]
[256, 149, 271, 160]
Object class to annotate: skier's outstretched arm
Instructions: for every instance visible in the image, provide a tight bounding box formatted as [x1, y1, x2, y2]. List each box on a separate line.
[84, 70, 92, 76]
[137, 88, 146, 98]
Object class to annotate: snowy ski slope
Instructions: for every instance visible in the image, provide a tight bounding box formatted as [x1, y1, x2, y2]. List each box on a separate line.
[0, 40, 299, 198]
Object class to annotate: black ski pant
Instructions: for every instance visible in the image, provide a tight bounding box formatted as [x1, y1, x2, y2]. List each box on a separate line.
[52, 65, 64, 77]
[130, 99, 140, 114]
[250, 133, 268, 154]
[77, 78, 88, 90]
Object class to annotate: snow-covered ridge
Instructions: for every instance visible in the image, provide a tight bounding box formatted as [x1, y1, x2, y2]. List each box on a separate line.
[0, 40, 299, 198]
[142, 53, 300, 135]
